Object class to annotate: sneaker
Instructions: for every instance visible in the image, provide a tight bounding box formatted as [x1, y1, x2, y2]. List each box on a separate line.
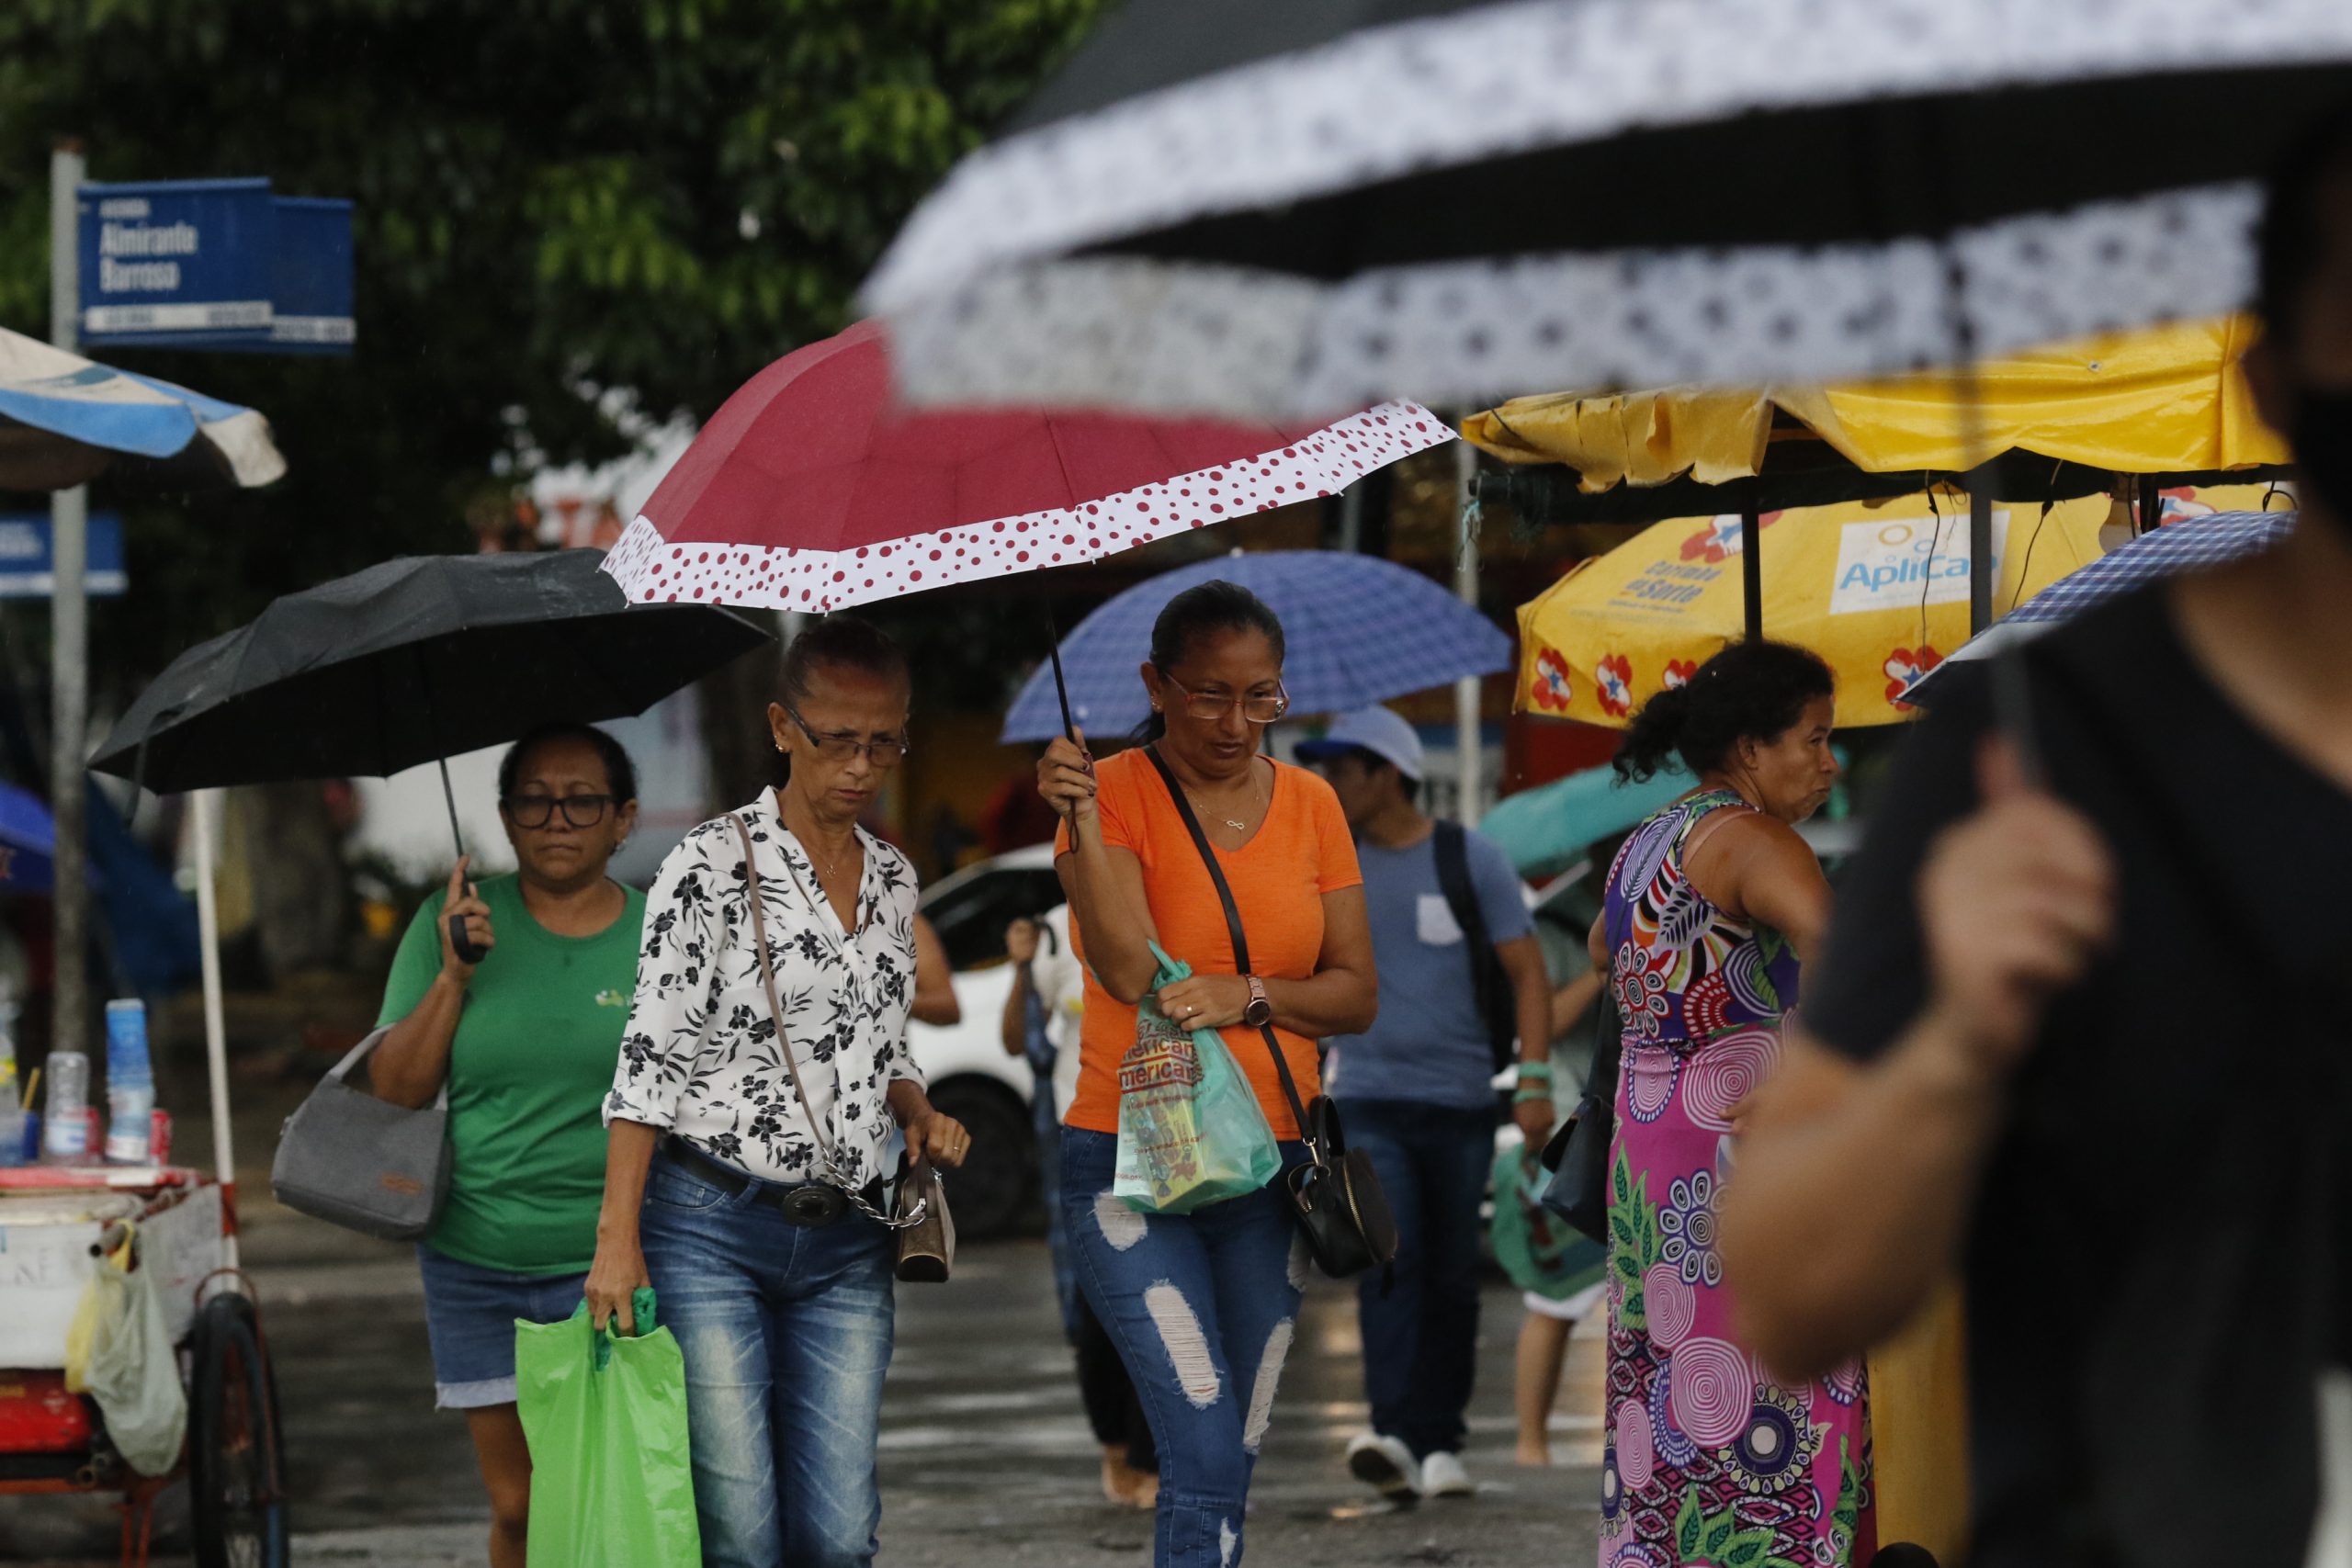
[1419, 1450, 1476, 1498]
[1345, 1432, 1421, 1500]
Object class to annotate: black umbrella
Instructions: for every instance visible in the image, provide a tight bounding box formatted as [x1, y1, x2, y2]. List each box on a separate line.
[864, 0, 2352, 417]
[91, 548, 770, 854]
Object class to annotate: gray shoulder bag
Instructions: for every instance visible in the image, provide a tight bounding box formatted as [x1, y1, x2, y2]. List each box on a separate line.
[271, 1026, 453, 1241]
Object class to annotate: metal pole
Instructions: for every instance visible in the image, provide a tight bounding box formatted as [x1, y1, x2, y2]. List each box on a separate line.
[51, 142, 90, 1059]
[192, 789, 237, 1264]
[1968, 483, 1996, 636]
[435, 755, 468, 862]
[1453, 439, 1482, 827]
[1336, 482, 1364, 555]
[1740, 503, 1763, 639]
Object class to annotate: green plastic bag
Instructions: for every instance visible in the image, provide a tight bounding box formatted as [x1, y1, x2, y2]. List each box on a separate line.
[1114, 942, 1281, 1213]
[515, 1289, 701, 1568]
[1489, 1142, 1606, 1303]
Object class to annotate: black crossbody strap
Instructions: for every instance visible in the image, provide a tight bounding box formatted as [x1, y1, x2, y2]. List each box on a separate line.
[1142, 746, 1317, 1139]
[1431, 819, 1497, 1006]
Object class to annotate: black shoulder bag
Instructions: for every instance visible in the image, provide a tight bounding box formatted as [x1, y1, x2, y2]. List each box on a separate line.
[1431, 818, 1519, 1072]
[1538, 997, 1620, 1243]
[1144, 748, 1399, 1280]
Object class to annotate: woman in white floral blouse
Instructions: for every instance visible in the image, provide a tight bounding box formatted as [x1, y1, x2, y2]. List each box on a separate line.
[585, 615, 968, 1568]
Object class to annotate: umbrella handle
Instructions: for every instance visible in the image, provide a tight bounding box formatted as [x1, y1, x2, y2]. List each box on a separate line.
[1041, 604, 1078, 743]
[447, 911, 488, 966]
[447, 872, 487, 966]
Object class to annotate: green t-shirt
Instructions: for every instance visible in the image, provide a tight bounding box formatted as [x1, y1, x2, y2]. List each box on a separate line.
[376, 873, 645, 1275]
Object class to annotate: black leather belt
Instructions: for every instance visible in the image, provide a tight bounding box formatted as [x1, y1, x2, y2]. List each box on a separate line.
[662, 1137, 881, 1228]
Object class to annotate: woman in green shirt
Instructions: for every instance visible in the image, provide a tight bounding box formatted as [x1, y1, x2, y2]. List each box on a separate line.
[370, 722, 645, 1568]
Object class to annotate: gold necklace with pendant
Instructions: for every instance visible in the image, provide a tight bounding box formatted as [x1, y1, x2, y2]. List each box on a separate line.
[1186, 769, 1263, 834]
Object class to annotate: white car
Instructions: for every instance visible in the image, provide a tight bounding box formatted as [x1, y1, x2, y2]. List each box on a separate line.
[910, 845, 1064, 1238]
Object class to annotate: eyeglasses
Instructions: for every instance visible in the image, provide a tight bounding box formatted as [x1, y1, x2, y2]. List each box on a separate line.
[785, 705, 910, 769]
[504, 794, 621, 829]
[1165, 677, 1291, 726]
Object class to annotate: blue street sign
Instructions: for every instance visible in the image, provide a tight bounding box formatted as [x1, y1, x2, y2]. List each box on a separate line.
[257, 197, 355, 354]
[77, 179, 276, 348]
[0, 513, 126, 599]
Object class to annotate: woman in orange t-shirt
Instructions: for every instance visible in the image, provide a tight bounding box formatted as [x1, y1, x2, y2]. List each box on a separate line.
[1039, 581, 1374, 1568]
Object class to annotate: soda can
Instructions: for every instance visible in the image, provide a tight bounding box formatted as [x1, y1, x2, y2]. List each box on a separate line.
[149, 1109, 173, 1168]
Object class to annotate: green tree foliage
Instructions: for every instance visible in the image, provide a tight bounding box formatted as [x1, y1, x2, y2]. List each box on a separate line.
[0, 0, 1102, 701]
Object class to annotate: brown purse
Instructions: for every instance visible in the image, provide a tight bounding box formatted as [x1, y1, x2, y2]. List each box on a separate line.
[730, 814, 955, 1283]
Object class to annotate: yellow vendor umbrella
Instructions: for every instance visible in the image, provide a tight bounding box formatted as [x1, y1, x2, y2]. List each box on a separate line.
[1464, 316, 2287, 492]
[1519, 491, 2114, 731]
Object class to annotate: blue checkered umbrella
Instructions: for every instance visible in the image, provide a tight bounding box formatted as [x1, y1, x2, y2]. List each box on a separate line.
[1001, 550, 1511, 743]
[1909, 509, 2295, 704]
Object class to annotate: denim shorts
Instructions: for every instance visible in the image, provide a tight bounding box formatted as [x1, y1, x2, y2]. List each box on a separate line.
[415, 1244, 590, 1410]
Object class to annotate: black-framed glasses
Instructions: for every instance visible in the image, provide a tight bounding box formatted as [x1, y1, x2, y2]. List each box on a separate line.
[1165, 677, 1291, 726]
[503, 794, 621, 829]
[784, 705, 910, 769]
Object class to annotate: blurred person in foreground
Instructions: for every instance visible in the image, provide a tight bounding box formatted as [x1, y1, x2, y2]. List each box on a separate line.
[1298, 705, 1555, 1501]
[1723, 107, 2352, 1568]
[370, 724, 644, 1568]
[1004, 906, 1159, 1508]
[1586, 640, 1866, 1566]
[1037, 581, 1375, 1568]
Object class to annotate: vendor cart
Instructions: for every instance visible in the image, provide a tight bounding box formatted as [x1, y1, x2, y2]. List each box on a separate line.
[0, 798, 286, 1568]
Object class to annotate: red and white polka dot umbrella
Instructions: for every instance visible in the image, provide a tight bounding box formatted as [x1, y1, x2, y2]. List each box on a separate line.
[600, 320, 1450, 613]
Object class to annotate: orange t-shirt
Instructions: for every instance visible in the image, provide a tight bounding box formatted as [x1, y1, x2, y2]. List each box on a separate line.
[1057, 748, 1363, 1139]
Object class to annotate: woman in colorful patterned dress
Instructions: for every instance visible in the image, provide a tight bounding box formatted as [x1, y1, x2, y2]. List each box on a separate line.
[1585, 640, 1868, 1568]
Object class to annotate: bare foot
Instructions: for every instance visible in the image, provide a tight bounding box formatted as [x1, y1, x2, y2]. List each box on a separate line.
[1102, 1448, 1159, 1509]
[1514, 1444, 1553, 1469]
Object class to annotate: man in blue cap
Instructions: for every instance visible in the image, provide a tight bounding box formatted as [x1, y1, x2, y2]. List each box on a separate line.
[1299, 705, 1558, 1502]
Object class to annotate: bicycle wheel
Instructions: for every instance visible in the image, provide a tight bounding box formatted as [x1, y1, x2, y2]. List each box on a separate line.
[187, 1292, 288, 1568]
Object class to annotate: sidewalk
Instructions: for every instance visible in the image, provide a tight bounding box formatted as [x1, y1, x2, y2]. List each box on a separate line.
[7, 1086, 1604, 1566]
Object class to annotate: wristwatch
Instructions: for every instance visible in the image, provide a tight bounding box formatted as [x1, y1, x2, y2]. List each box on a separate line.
[1242, 975, 1273, 1028]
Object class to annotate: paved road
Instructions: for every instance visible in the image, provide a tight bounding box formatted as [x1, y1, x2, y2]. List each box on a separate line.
[8, 1100, 1603, 1566]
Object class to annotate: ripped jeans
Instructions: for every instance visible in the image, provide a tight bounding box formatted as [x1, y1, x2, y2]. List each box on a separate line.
[1061, 1127, 1308, 1568]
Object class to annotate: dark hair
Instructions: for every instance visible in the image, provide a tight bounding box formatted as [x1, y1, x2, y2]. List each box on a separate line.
[1135, 581, 1287, 741]
[499, 723, 639, 805]
[1329, 744, 1420, 806]
[1612, 640, 1835, 784]
[774, 615, 910, 784]
[2257, 101, 2352, 341]
[781, 613, 910, 706]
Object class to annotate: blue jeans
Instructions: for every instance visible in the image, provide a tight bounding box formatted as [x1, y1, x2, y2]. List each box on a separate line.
[413, 1245, 589, 1409]
[638, 1150, 895, 1568]
[1338, 1099, 1493, 1460]
[1062, 1127, 1306, 1568]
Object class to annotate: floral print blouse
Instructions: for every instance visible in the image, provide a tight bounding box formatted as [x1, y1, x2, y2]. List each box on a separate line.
[604, 790, 923, 1189]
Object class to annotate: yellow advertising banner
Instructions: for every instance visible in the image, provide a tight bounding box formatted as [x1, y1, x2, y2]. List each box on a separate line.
[1515, 484, 2278, 730]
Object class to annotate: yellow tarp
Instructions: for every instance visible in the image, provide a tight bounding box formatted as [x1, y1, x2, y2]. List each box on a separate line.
[1515, 484, 2278, 730]
[1465, 317, 2287, 490]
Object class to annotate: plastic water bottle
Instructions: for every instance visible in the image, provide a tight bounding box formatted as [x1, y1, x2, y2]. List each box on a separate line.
[40, 1050, 90, 1163]
[0, 1002, 21, 1168]
[104, 999, 154, 1165]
